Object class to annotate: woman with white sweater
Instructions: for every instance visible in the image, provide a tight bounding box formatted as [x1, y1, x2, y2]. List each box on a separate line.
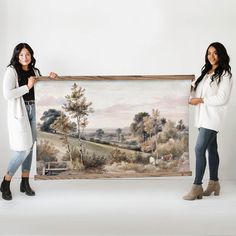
[183, 42, 233, 200]
[1, 43, 57, 200]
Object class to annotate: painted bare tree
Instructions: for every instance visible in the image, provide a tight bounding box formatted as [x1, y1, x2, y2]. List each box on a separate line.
[62, 83, 93, 166]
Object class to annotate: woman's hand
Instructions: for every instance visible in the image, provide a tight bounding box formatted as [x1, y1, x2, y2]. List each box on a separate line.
[49, 72, 58, 79]
[27, 76, 37, 90]
[189, 98, 204, 105]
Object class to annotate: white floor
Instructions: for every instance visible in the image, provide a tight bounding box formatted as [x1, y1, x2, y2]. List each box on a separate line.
[1, 177, 236, 236]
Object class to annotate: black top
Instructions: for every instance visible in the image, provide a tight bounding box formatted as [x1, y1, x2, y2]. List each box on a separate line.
[18, 68, 36, 101]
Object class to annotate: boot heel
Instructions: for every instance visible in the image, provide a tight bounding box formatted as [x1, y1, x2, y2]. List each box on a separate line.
[183, 184, 203, 200]
[20, 177, 35, 196]
[203, 181, 220, 197]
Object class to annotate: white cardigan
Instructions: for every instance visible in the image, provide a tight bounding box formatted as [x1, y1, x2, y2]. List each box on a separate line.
[191, 72, 233, 132]
[3, 66, 39, 151]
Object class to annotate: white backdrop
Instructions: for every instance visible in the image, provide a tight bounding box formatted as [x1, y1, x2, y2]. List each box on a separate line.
[1, 0, 236, 179]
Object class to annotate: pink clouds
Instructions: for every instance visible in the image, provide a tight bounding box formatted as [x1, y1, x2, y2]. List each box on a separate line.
[154, 95, 189, 109]
[36, 95, 66, 106]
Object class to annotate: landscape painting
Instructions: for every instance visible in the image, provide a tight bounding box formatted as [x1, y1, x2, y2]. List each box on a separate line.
[34, 75, 193, 179]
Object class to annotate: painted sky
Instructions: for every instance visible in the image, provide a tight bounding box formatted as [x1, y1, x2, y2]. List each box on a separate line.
[35, 79, 190, 129]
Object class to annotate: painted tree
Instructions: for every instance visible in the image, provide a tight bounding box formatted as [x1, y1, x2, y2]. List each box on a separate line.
[156, 120, 178, 144]
[143, 109, 162, 154]
[40, 109, 61, 132]
[80, 117, 88, 139]
[116, 128, 122, 142]
[161, 117, 167, 126]
[130, 112, 150, 142]
[176, 119, 186, 131]
[95, 128, 104, 140]
[51, 112, 76, 163]
[62, 83, 93, 166]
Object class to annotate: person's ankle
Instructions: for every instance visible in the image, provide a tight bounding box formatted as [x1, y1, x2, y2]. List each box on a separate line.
[4, 175, 12, 181]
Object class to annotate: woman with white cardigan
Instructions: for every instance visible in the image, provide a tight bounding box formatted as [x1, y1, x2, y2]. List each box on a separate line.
[1, 43, 57, 200]
[183, 42, 233, 200]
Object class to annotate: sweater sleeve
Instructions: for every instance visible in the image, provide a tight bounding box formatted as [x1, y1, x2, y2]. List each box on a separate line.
[204, 74, 232, 106]
[3, 67, 29, 100]
[189, 88, 196, 100]
[189, 79, 197, 100]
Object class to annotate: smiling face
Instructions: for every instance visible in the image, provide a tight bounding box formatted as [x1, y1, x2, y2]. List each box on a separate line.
[18, 48, 32, 70]
[207, 46, 219, 69]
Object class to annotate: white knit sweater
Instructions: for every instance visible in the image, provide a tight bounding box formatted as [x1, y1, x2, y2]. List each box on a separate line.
[3, 66, 39, 151]
[191, 72, 233, 132]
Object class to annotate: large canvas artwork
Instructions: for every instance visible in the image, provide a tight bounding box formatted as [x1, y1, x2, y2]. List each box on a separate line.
[34, 75, 193, 179]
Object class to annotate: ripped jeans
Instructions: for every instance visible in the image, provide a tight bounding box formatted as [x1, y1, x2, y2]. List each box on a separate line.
[7, 103, 36, 176]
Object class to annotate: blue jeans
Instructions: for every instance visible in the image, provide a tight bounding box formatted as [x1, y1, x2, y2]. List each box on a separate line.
[194, 127, 219, 185]
[7, 104, 36, 176]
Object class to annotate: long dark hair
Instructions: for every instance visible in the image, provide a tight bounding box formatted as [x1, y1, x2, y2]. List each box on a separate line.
[192, 42, 232, 91]
[8, 43, 41, 78]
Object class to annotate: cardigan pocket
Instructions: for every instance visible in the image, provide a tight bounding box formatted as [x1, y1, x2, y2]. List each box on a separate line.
[13, 116, 28, 132]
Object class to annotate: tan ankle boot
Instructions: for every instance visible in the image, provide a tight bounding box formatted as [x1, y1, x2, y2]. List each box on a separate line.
[203, 180, 220, 196]
[183, 184, 203, 200]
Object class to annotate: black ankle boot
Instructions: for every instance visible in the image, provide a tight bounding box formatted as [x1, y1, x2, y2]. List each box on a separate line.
[0, 177, 12, 200]
[20, 177, 35, 196]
